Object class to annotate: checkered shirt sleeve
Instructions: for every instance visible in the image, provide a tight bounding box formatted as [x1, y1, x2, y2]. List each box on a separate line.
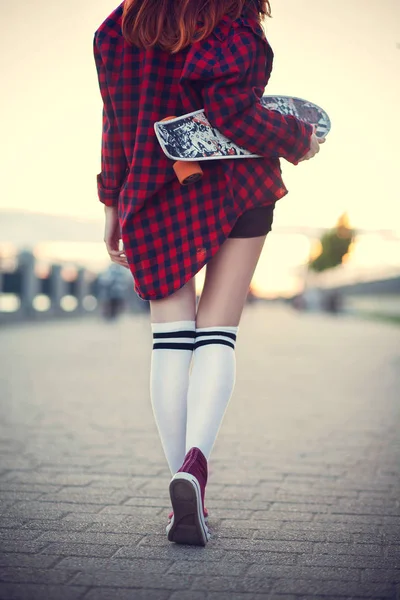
[181, 27, 314, 165]
[93, 33, 128, 207]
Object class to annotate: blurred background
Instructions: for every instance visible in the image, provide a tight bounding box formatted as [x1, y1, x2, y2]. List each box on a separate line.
[1, 0, 399, 324]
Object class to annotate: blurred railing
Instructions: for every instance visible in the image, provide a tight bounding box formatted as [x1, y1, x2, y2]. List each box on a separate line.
[0, 249, 148, 324]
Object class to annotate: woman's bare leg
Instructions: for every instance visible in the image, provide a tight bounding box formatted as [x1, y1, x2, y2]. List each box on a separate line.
[196, 235, 267, 327]
[150, 277, 197, 323]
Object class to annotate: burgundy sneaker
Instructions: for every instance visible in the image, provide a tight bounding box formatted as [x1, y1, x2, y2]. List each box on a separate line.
[166, 447, 210, 546]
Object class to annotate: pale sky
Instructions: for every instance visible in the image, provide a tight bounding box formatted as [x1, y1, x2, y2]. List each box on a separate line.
[1, 0, 399, 229]
[1, 0, 399, 296]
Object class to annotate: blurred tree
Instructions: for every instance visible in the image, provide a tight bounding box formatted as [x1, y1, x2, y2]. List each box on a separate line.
[309, 213, 356, 273]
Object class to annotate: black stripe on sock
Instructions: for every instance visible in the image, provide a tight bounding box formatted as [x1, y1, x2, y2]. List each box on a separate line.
[194, 339, 235, 350]
[153, 330, 196, 340]
[153, 342, 195, 350]
[195, 330, 237, 341]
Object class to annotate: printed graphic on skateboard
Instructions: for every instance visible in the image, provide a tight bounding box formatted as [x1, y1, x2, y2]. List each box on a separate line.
[154, 95, 331, 185]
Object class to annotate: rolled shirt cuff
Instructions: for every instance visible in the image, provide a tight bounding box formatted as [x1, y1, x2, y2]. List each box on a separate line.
[97, 173, 121, 207]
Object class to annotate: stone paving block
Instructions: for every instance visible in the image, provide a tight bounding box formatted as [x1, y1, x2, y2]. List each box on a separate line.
[38, 490, 129, 505]
[40, 542, 121, 558]
[55, 556, 172, 574]
[359, 490, 400, 502]
[313, 513, 388, 525]
[298, 553, 397, 570]
[97, 505, 164, 516]
[208, 595, 294, 600]
[269, 502, 332, 513]
[206, 488, 258, 501]
[381, 528, 400, 542]
[70, 571, 196, 589]
[387, 546, 400, 559]
[22, 520, 90, 532]
[0, 554, 57, 569]
[23, 501, 105, 515]
[0, 458, 39, 471]
[137, 535, 177, 548]
[0, 519, 26, 530]
[297, 597, 384, 600]
[0, 530, 41, 541]
[272, 493, 339, 505]
[207, 538, 313, 553]
[38, 458, 107, 469]
[9, 473, 98, 487]
[86, 519, 162, 536]
[209, 498, 273, 511]
[0, 541, 48, 554]
[83, 589, 170, 600]
[202, 509, 255, 520]
[120, 497, 171, 508]
[250, 511, 315, 522]
[166, 560, 247, 576]
[2, 505, 71, 520]
[86, 476, 138, 489]
[113, 544, 227, 562]
[261, 596, 297, 600]
[218, 520, 285, 531]
[313, 541, 384, 556]
[190, 575, 273, 593]
[281, 521, 383, 535]
[0, 583, 87, 600]
[383, 516, 400, 525]
[0, 567, 77, 585]
[220, 550, 299, 565]
[252, 528, 352, 543]
[0, 483, 64, 495]
[62, 513, 128, 525]
[353, 532, 387, 544]
[0, 492, 42, 502]
[214, 522, 281, 538]
[333, 501, 400, 516]
[35, 531, 144, 546]
[362, 568, 400, 583]
[247, 565, 361, 581]
[271, 578, 395, 597]
[169, 593, 208, 600]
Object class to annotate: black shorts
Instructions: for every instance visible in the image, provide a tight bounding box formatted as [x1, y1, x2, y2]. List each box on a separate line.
[228, 204, 275, 238]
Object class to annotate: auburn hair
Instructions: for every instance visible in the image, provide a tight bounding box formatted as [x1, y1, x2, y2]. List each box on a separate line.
[121, 0, 272, 54]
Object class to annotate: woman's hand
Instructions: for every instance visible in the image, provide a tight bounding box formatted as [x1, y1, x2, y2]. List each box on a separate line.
[104, 205, 129, 269]
[298, 125, 326, 163]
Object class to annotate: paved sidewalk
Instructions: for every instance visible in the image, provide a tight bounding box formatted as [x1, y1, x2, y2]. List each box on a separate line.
[0, 304, 399, 600]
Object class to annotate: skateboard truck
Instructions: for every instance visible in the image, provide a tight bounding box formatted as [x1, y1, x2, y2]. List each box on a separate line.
[160, 117, 204, 185]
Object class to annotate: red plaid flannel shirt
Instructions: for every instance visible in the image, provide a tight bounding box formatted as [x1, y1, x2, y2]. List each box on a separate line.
[93, 3, 313, 300]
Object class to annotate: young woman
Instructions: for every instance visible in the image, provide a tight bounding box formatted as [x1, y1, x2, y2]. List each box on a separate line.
[93, 0, 324, 547]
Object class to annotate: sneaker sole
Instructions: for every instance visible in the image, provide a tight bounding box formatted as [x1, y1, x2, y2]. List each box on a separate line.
[166, 472, 210, 546]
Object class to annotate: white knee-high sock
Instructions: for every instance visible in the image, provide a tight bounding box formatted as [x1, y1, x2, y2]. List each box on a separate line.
[150, 320, 196, 475]
[185, 326, 239, 459]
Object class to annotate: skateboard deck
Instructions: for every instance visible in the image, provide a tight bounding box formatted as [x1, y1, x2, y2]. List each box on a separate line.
[155, 95, 330, 161]
[154, 95, 330, 184]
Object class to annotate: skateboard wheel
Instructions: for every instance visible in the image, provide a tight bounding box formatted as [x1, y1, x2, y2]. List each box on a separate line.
[173, 161, 203, 185]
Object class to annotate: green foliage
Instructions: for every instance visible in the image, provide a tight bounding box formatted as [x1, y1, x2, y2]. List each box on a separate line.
[309, 214, 356, 273]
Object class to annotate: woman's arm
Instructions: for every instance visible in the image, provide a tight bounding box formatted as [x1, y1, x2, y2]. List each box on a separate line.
[180, 27, 313, 165]
[93, 33, 128, 207]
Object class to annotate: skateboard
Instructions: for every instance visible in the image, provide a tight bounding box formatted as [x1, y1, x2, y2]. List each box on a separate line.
[154, 95, 331, 185]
